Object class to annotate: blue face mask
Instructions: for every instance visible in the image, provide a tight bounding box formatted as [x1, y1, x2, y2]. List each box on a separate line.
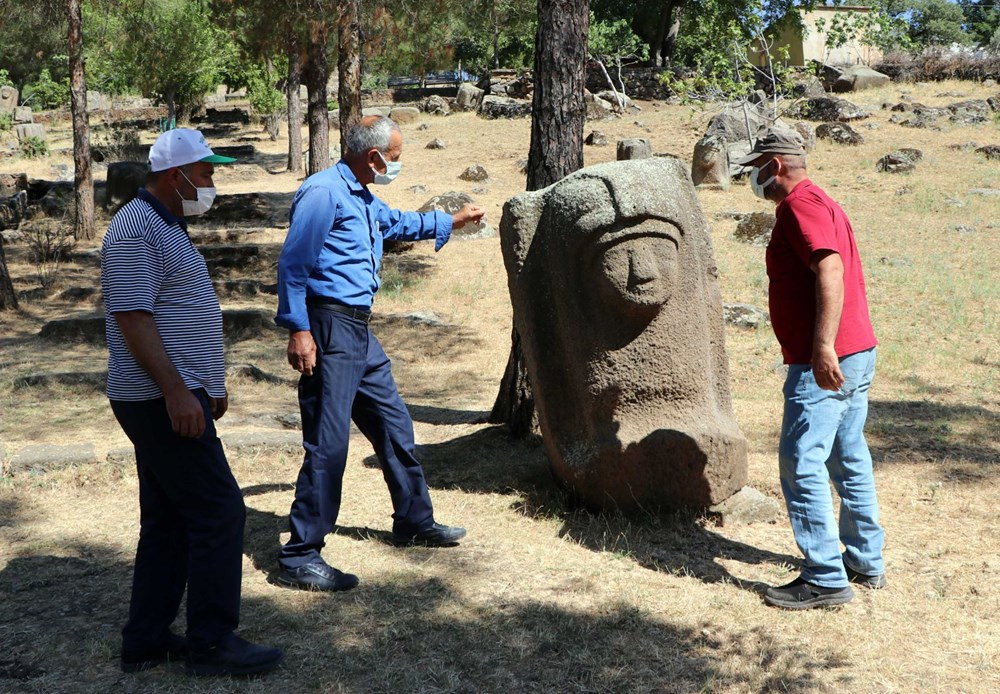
[372, 150, 401, 185]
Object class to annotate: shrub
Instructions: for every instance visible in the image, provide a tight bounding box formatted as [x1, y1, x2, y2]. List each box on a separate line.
[25, 222, 75, 288]
[22, 68, 70, 110]
[19, 136, 49, 159]
[0, 111, 12, 132]
[91, 124, 142, 163]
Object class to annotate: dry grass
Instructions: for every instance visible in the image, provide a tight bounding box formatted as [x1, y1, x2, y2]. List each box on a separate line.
[2, 80, 1000, 691]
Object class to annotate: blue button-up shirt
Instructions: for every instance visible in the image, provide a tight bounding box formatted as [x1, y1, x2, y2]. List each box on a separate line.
[275, 161, 452, 332]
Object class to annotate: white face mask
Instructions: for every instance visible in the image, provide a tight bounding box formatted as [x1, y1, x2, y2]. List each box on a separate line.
[371, 150, 401, 186]
[750, 159, 777, 200]
[177, 169, 217, 216]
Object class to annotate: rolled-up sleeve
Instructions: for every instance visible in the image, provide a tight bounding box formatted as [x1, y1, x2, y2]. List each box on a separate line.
[375, 200, 453, 251]
[276, 186, 337, 331]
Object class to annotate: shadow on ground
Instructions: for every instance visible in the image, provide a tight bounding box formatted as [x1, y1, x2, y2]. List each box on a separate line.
[0, 537, 843, 691]
[868, 399, 1000, 479]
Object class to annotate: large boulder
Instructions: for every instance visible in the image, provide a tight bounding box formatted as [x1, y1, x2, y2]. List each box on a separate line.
[15, 123, 45, 141]
[12, 106, 32, 123]
[616, 138, 652, 161]
[106, 161, 148, 211]
[389, 106, 421, 123]
[791, 97, 869, 122]
[733, 212, 776, 246]
[419, 97, 450, 116]
[815, 122, 864, 146]
[418, 191, 496, 239]
[705, 103, 769, 143]
[455, 82, 484, 111]
[832, 66, 891, 93]
[948, 99, 990, 125]
[0, 85, 17, 112]
[478, 95, 531, 119]
[792, 121, 816, 152]
[0, 172, 28, 197]
[584, 91, 614, 120]
[499, 157, 748, 511]
[876, 148, 923, 173]
[691, 134, 729, 188]
[585, 130, 608, 146]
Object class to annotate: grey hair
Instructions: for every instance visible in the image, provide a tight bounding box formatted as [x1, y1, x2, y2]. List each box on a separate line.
[345, 116, 400, 154]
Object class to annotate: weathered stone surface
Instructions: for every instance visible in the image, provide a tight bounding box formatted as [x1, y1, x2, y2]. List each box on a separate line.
[425, 138, 446, 150]
[418, 192, 496, 239]
[105, 161, 148, 210]
[14, 371, 106, 390]
[585, 130, 608, 146]
[9, 444, 97, 473]
[948, 99, 990, 125]
[975, 145, 1000, 161]
[616, 138, 652, 161]
[0, 173, 27, 197]
[723, 303, 770, 329]
[969, 187, 1000, 196]
[39, 309, 278, 344]
[455, 82, 484, 111]
[832, 66, 890, 93]
[792, 122, 816, 152]
[707, 486, 781, 526]
[791, 76, 826, 98]
[362, 106, 391, 117]
[705, 103, 769, 143]
[213, 278, 278, 297]
[500, 157, 748, 511]
[459, 165, 489, 182]
[733, 212, 775, 246]
[389, 106, 421, 123]
[15, 123, 45, 141]
[792, 97, 869, 122]
[197, 192, 275, 225]
[0, 190, 28, 231]
[596, 90, 632, 109]
[13, 106, 32, 123]
[226, 363, 290, 384]
[478, 95, 531, 120]
[691, 134, 729, 188]
[584, 91, 613, 120]
[223, 431, 302, 455]
[0, 84, 17, 111]
[876, 148, 923, 173]
[816, 122, 864, 146]
[407, 184, 428, 194]
[420, 96, 450, 116]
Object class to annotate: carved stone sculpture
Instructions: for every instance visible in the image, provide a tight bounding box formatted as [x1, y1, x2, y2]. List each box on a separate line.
[691, 133, 729, 187]
[500, 158, 748, 511]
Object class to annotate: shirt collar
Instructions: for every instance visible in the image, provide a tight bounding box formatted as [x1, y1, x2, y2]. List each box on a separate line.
[137, 188, 187, 231]
[336, 160, 369, 197]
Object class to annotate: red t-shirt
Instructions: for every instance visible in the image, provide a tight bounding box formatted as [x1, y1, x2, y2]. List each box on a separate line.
[766, 180, 877, 364]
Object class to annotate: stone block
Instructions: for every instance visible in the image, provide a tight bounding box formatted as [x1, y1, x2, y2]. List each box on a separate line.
[15, 124, 45, 141]
[616, 138, 652, 161]
[390, 106, 421, 123]
[12, 106, 32, 123]
[706, 486, 781, 526]
[10, 444, 98, 473]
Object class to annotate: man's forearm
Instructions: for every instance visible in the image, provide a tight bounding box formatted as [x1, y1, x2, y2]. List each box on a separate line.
[813, 255, 844, 352]
[114, 311, 188, 396]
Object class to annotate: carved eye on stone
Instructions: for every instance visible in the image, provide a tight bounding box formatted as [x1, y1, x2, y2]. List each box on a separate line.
[593, 222, 679, 316]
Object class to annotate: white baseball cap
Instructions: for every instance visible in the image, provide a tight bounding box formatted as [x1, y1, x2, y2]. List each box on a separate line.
[148, 127, 237, 172]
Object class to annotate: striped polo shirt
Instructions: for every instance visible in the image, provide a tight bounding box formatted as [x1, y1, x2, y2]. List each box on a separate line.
[101, 189, 226, 401]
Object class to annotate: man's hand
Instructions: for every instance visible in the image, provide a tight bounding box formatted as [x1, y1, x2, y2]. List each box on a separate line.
[452, 204, 485, 230]
[209, 393, 229, 420]
[165, 388, 207, 438]
[288, 330, 317, 375]
[812, 345, 845, 391]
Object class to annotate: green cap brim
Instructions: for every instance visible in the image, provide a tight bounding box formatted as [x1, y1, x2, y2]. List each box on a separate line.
[200, 154, 237, 164]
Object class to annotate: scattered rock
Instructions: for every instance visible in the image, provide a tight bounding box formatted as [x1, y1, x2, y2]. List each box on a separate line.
[15, 123, 46, 141]
[792, 76, 826, 98]
[12, 106, 33, 123]
[403, 311, 445, 327]
[968, 188, 1000, 196]
[9, 443, 98, 474]
[707, 486, 781, 526]
[895, 186, 912, 196]
[595, 90, 632, 109]
[975, 145, 1000, 160]
[389, 106, 421, 124]
[691, 134, 729, 188]
[616, 138, 652, 161]
[948, 99, 991, 125]
[226, 363, 289, 384]
[832, 65, 890, 93]
[105, 161, 148, 211]
[948, 142, 979, 151]
[425, 138, 446, 150]
[362, 106, 391, 117]
[455, 82, 485, 111]
[878, 256, 912, 267]
[955, 224, 977, 234]
[0, 172, 28, 197]
[585, 130, 608, 146]
[407, 184, 429, 194]
[418, 191, 496, 239]
[792, 122, 816, 152]
[478, 95, 531, 119]
[791, 97, 869, 122]
[421, 96, 450, 116]
[945, 195, 965, 207]
[213, 279, 277, 297]
[876, 148, 923, 173]
[584, 90, 613, 120]
[815, 122, 864, 146]
[733, 212, 775, 246]
[417, 123, 430, 131]
[223, 431, 302, 455]
[458, 165, 489, 182]
[515, 159, 528, 174]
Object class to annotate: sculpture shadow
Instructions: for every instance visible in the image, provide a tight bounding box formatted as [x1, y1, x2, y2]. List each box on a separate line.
[413, 425, 797, 595]
[0, 542, 841, 691]
[867, 399, 1000, 479]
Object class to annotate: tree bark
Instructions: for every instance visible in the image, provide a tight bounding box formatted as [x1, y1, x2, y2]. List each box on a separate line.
[0, 235, 17, 311]
[68, 0, 94, 241]
[651, 0, 683, 67]
[490, 0, 588, 436]
[337, 0, 362, 155]
[304, 22, 330, 176]
[286, 34, 303, 173]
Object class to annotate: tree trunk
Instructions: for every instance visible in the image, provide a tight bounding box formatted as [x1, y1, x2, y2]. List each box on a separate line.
[663, 6, 683, 64]
[651, 0, 683, 67]
[490, 0, 588, 436]
[337, 0, 362, 155]
[304, 22, 330, 176]
[286, 34, 303, 173]
[68, 0, 94, 241]
[0, 235, 17, 311]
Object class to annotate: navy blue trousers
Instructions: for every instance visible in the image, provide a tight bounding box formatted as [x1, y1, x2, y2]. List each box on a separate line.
[278, 307, 435, 569]
[110, 390, 245, 652]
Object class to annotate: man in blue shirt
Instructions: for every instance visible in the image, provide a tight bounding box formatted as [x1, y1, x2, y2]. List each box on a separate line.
[275, 116, 485, 591]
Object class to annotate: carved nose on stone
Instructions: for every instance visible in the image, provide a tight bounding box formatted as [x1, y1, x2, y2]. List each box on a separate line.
[627, 250, 658, 288]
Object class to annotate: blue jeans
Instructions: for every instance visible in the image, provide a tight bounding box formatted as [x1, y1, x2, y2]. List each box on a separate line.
[779, 347, 885, 587]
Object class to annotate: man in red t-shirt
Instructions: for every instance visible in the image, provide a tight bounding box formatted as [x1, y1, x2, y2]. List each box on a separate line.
[734, 128, 886, 610]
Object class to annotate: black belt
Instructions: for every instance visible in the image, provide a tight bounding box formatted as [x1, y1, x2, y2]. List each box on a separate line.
[307, 298, 372, 323]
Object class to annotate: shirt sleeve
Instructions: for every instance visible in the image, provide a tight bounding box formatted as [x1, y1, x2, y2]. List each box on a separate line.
[785, 194, 839, 267]
[276, 186, 338, 332]
[374, 198, 453, 251]
[102, 234, 163, 314]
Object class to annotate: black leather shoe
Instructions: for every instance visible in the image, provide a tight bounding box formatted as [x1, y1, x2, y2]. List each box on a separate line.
[186, 634, 283, 677]
[845, 565, 888, 589]
[275, 561, 359, 592]
[121, 631, 188, 673]
[392, 522, 467, 547]
[764, 576, 854, 610]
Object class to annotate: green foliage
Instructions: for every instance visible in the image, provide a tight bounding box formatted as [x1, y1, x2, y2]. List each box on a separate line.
[813, 4, 913, 56]
[588, 12, 649, 63]
[959, 0, 1000, 47]
[451, 0, 537, 72]
[361, 73, 389, 91]
[19, 136, 50, 159]
[0, 112, 12, 132]
[22, 69, 70, 110]
[888, 0, 971, 47]
[0, 68, 10, 86]
[0, 4, 68, 89]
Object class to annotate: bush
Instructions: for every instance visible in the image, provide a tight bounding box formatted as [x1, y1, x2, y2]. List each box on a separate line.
[25, 222, 75, 289]
[91, 124, 142, 163]
[19, 136, 49, 159]
[22, 68, 70, 110]
[361, 73, 388, 91]
[876, 47, 1000, 82]
[0, 111, 12, 132]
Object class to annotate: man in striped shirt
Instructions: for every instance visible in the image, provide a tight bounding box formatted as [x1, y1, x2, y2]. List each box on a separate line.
[101, 128, 282, 677]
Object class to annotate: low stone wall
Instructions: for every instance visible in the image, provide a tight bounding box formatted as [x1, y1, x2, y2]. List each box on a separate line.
[586, 66, 673, 101]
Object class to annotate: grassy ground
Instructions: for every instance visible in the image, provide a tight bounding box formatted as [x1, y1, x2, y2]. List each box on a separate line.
[1, 80, 999, 692]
